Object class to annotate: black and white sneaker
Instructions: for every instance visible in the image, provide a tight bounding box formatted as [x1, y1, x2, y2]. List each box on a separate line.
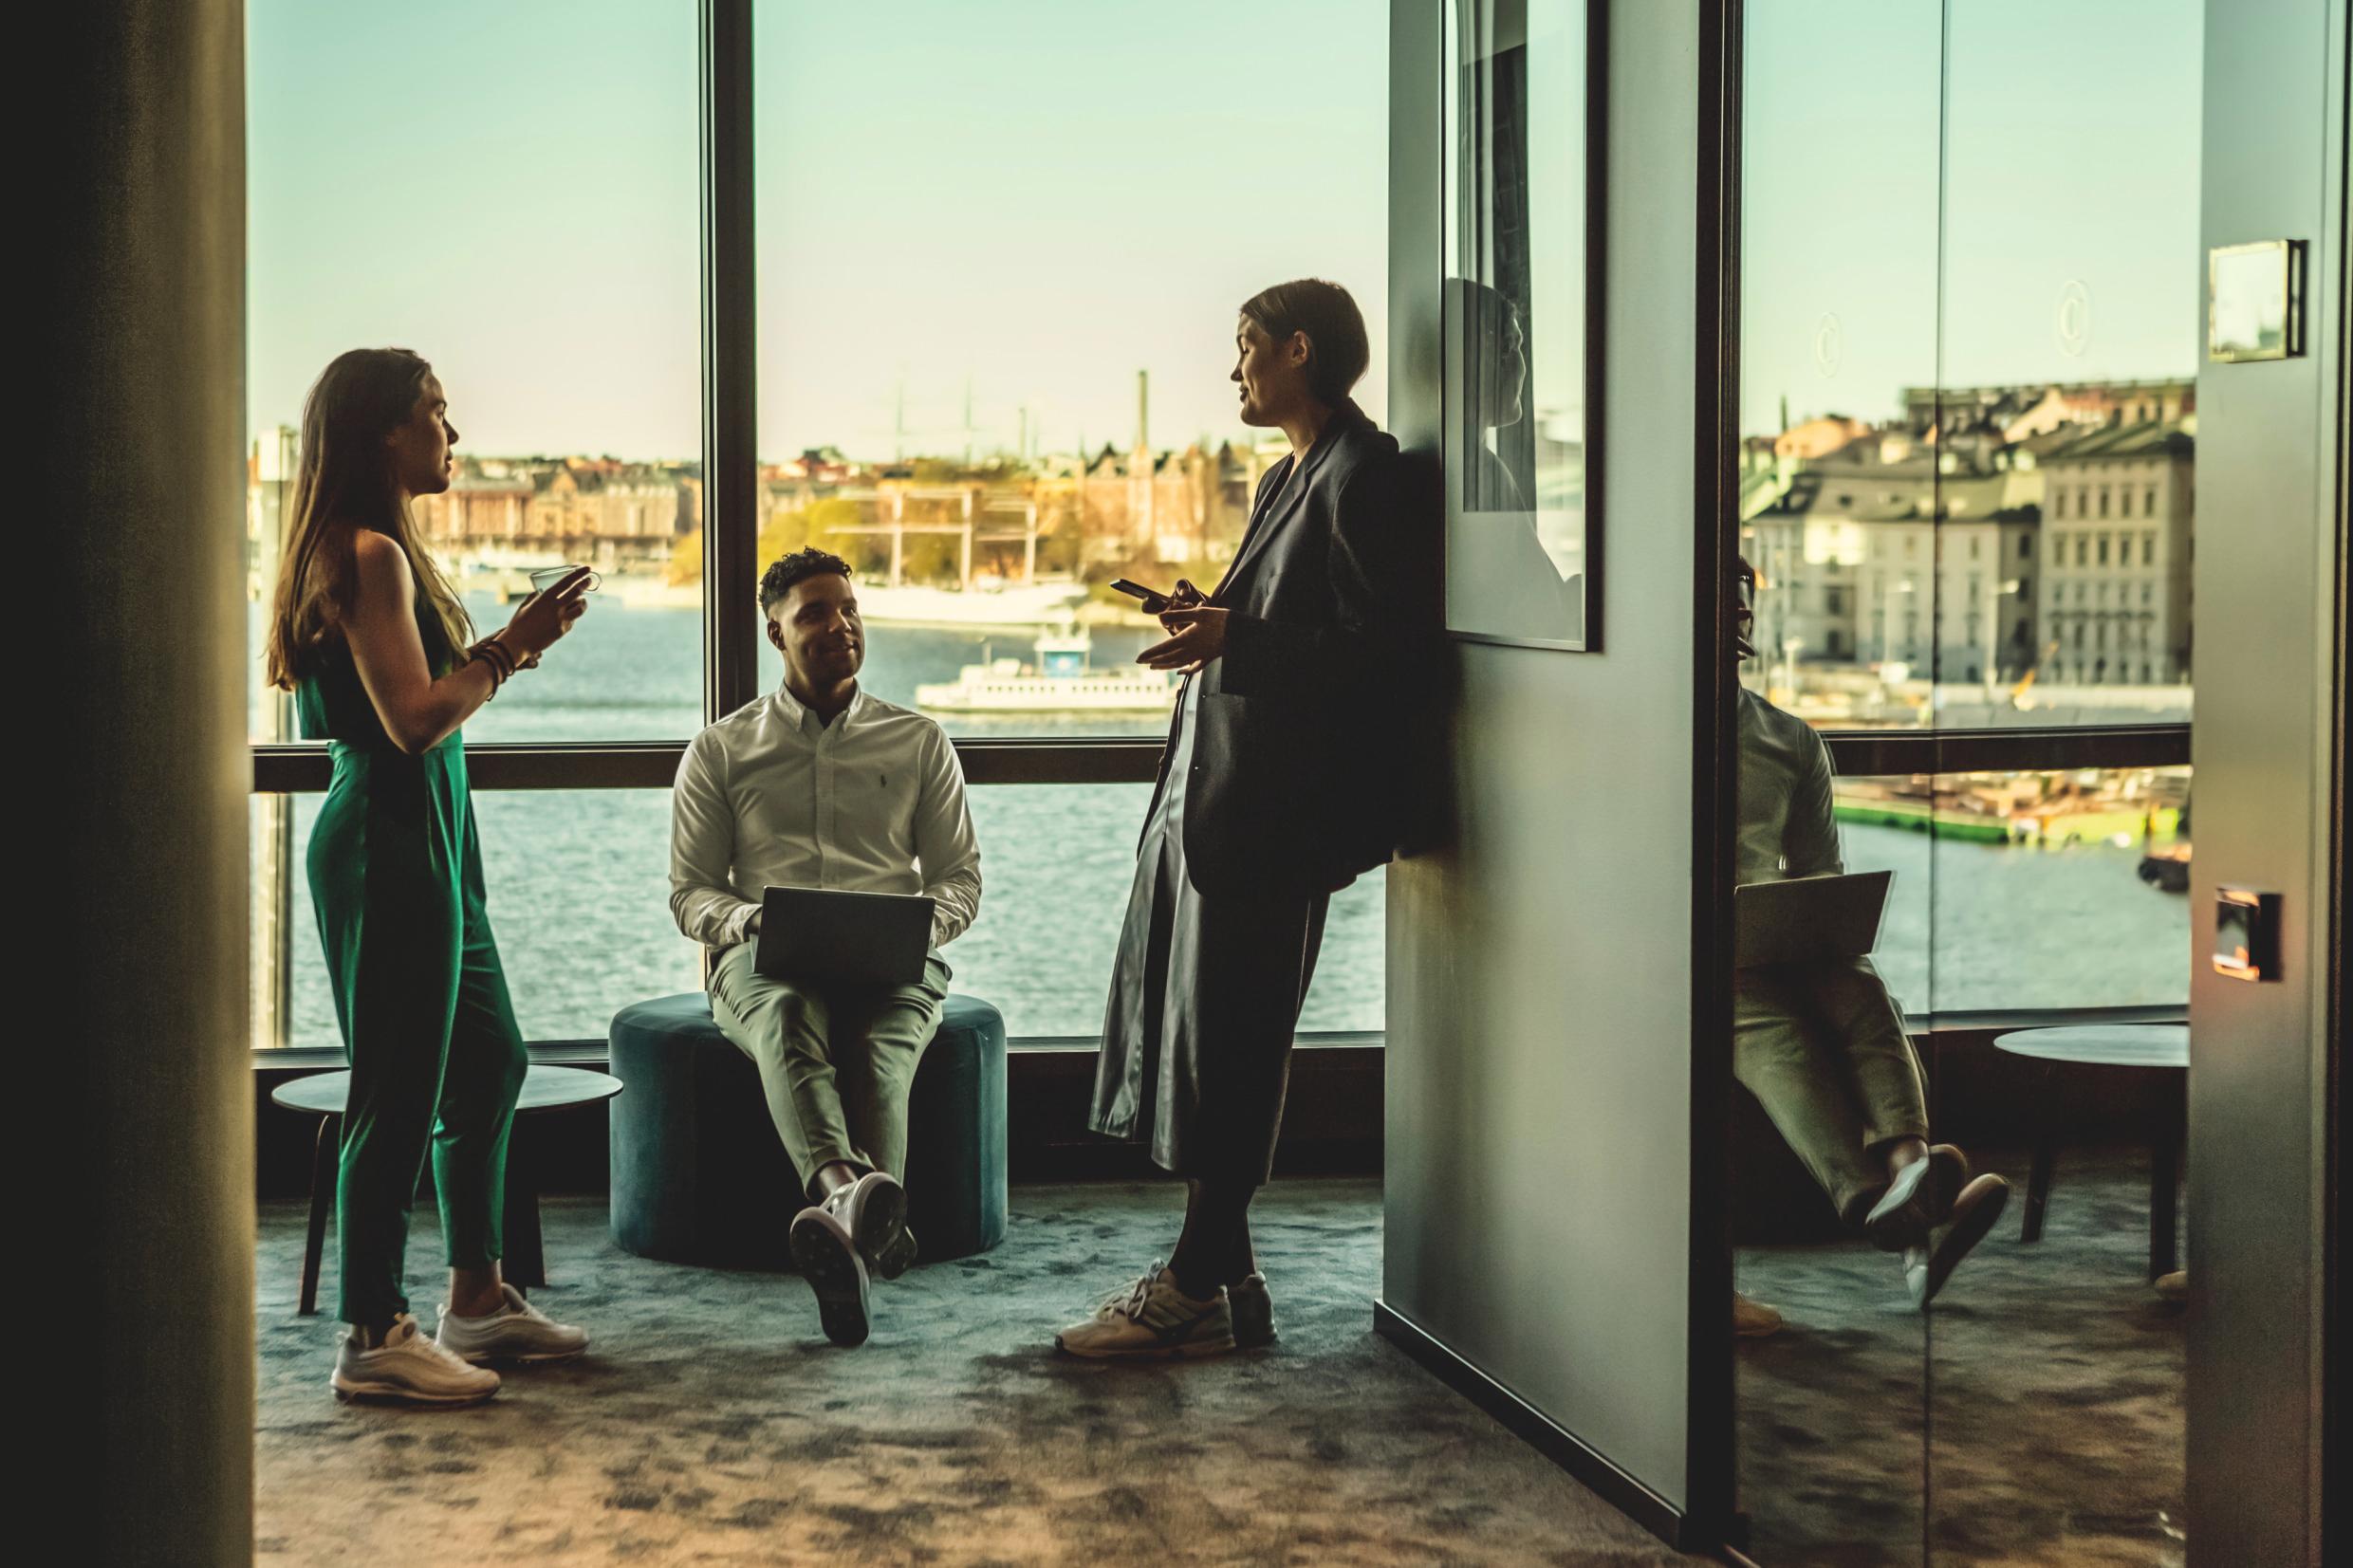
[1865, 1144, 1970, 1251]
[788, 1200, 872, 1347]
[1905, 1173, 2011, 1308]
[828, 1170, 917, 1281]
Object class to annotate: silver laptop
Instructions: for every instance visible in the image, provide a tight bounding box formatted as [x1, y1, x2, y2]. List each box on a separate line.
[1732, 870, 1893, 968]
[753, 886, 935, 987]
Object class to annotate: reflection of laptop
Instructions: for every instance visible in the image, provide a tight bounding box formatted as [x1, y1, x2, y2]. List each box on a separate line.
[754, 886, 934, 987]
[1732, 871, 1893, 968]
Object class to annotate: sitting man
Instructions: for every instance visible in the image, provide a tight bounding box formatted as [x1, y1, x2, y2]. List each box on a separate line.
[669, 547, 982, 1347]
[1732, 558, 2008, 1335]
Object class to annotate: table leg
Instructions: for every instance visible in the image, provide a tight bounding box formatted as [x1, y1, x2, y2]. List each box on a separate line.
[300, 1114, 337, 1318]
[503, 1130, 545, 1294]
[2021, 1132, 2057, 1244]
[2149, 1079, 2185, 1281]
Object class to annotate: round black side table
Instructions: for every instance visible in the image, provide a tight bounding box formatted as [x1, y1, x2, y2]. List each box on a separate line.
[271, 1064, 622, 1317]
[1992, 1024, 2188, 1282]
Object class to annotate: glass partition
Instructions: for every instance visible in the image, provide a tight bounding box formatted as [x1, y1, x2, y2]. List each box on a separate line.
[1734, 3, 2200, 1563]
[1733, 3, 1940, 1561]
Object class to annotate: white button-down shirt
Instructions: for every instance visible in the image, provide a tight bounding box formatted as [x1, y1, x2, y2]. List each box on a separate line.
[669, 683, 982, 952]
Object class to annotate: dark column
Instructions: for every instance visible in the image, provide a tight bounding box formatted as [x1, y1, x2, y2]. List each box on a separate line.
[44, 4, 253, 1563]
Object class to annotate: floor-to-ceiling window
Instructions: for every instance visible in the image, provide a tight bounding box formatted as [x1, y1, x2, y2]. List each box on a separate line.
[246, 0, 1389, 1053]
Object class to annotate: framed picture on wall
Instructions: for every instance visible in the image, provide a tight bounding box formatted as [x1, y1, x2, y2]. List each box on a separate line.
[1444, 0, 1604, 651]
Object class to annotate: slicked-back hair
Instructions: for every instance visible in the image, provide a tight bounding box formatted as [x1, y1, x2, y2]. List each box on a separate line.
[1239, 278, 1370, 409]
[759, 546, 854, 616]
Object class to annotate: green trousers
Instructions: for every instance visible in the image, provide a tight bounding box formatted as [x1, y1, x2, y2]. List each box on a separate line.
[1733, 957, 1931, 1226]
[707, 941, 950, 1201]
[309, 739, 528, 1325]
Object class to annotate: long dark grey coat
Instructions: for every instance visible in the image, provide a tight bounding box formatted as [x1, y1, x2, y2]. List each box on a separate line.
[1089, 402, 1427, 1181]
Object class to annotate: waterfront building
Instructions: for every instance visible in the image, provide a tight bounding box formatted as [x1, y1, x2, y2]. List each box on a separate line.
[2034, 418, 2196, 686]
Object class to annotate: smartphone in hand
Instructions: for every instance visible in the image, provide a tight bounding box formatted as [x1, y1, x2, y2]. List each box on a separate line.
[1109, 578, 1173, 615]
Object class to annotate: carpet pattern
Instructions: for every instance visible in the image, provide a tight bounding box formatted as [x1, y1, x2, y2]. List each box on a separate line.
[1735, 1149, 2185, 1568]
[256, 1179, 1694, 1566]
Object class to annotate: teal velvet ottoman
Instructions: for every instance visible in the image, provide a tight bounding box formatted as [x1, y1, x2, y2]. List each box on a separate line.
[608, 991, 1007, 1267]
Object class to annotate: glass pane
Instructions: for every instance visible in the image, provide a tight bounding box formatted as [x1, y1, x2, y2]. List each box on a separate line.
[245, 0, 702, 747]
[254, 783, 1384, 1052]
[954, 786, 1384, 1039]
[1733, 4, 1939, 1563]
[750, 0, 1386, 736]
[254, 791, 697, 1053]
[1926, 5, 2202, 1564]
[1443, 0, 1592, 646]
[1737, 0, 1943, 736]
[1918, 769, 2193, 1566]
[1936, 0, 2201, 729]
[1840, 766, 2194, 1013]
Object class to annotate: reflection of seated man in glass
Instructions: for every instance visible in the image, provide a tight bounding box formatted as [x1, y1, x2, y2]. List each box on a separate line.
[1732, 559, 2008, 1336]
[1452, 276, 1582, 642]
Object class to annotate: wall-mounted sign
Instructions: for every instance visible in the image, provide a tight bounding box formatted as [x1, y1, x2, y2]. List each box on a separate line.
[2207, 239, 2306, 362]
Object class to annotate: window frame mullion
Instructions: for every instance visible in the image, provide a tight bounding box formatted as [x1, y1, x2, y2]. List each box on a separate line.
[701, 0, 760, 727]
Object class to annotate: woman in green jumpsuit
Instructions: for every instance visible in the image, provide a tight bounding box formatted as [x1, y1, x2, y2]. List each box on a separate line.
[265, 348, 593, 1404]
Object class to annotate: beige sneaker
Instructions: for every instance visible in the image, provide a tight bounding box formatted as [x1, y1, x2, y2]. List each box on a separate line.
[435, 1283, 590, 1365]
[2153, 1269, 2188, 1302]
[1231, 1273, 1276, 1349]
[1055, 1263, 1234, 1359]
[1732, 1292, 1785, 1337]
[332, 1314, 500, 1405]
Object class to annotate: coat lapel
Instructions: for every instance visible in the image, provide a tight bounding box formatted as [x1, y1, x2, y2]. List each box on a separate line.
[1213, 403, 1364, 603]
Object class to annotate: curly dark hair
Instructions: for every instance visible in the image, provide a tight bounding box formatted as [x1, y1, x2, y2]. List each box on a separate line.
[758, 547, 854, 615]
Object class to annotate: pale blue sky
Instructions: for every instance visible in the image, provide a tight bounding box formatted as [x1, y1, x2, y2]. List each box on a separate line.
[249, 1, 2203, 460]
[1742, 0, 2204, 434]
[248, 0, 1386, 461]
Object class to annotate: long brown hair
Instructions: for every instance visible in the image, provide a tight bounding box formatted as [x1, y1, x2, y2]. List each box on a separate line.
[264, 348, 472, 689]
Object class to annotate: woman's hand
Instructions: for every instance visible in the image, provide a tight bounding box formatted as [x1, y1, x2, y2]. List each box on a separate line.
[501, 566, 592, 662]
[1138, 604, 1227, 673]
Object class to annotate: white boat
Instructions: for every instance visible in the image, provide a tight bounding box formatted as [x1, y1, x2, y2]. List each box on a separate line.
[854, 579, 1086, 630]
[916, 622, 1177, 714]
[610, 577, 700, 609]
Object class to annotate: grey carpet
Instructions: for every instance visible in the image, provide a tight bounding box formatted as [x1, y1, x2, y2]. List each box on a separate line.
[256, 1178, 1695, 1566]
[1735, 1150, 2185, 1568]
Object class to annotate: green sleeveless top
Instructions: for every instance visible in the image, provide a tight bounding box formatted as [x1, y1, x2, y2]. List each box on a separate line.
[294, 593, 462, 749]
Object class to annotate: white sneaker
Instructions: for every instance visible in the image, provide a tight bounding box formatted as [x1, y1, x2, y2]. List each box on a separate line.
[332, 1313, 501, 1405]
[435, 1283, 590, 1365]
[1054, 1263, 1234, 1359]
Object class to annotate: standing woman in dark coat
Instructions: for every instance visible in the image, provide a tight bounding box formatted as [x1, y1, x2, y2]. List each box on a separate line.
[1058, 280, 1429, 1358]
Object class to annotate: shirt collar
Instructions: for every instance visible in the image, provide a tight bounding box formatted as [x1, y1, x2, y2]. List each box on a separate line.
[772, 680, 864, 734]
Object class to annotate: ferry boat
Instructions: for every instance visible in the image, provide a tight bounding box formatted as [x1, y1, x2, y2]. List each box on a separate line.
[915, 623, 1177, 715]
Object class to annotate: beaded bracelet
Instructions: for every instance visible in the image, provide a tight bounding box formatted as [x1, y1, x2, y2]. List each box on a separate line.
[468, 636, 518, 694]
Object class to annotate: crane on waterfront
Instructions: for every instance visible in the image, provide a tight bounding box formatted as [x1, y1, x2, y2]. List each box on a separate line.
[2008, 640, 2061, 708]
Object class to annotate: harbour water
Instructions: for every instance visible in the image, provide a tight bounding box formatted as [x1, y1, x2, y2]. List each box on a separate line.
[250, 591, 2187, 1052]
